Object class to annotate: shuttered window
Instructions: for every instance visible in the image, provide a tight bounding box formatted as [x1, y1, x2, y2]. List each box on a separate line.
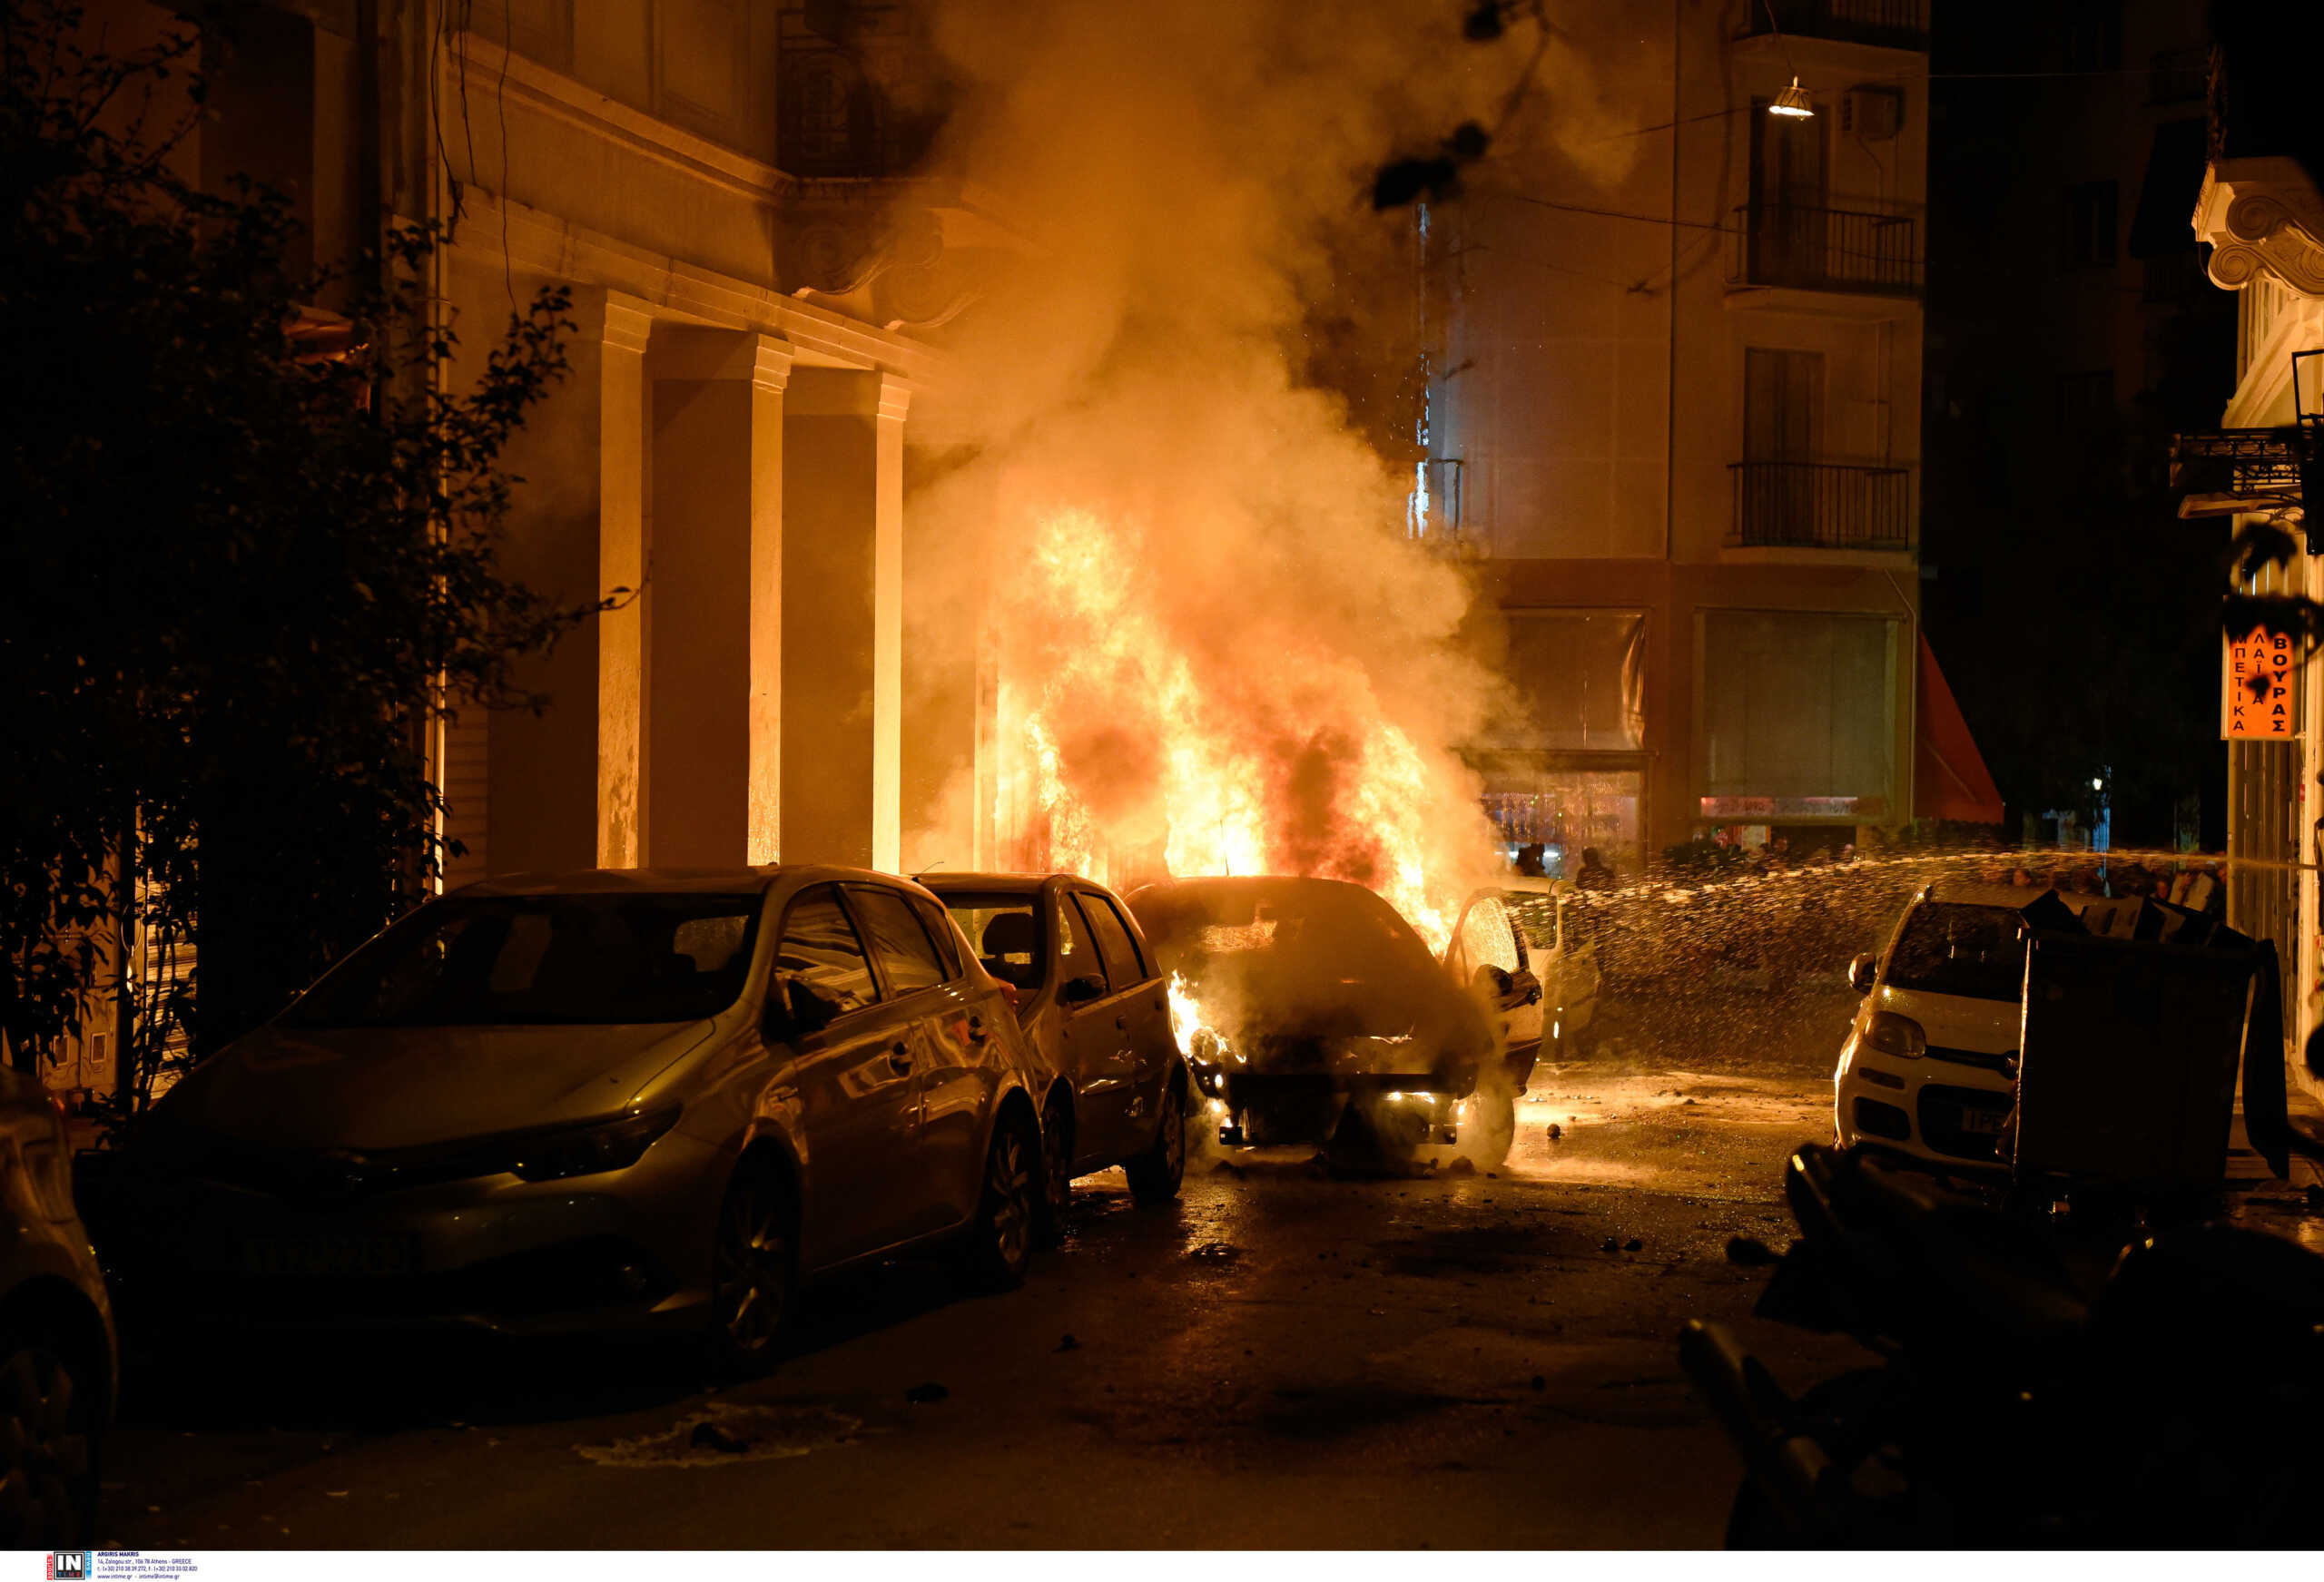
[1701, 611, 1896, 801]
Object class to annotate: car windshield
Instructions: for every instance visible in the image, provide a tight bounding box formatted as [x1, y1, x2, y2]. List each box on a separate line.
[284, 892, 763, 1027]
[1884, 903, 2029, 1003]
[938, 892, 1042, 991]
[1136, 882, 1433, 985]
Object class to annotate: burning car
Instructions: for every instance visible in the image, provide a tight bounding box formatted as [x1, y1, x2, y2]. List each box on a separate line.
[916, 872, 1187, 1231]
[1128, 876, 1528, 1164]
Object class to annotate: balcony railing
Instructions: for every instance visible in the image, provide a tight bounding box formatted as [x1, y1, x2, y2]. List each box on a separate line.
[1728, 203, 1920, 298]
[1729, 461, 1912, 550]
[1738, 0, 1927, 51]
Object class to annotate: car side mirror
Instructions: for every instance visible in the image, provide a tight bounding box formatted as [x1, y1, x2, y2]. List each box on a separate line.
[1472, 963, 1513, 1001]
[1060, 973, 1108, 1007]
[1847, 954, 1877, 996]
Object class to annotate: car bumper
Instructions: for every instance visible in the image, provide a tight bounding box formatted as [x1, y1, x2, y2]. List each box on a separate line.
[1834, 1044, 2014, 1172]
[100, 1133, 725, 1336]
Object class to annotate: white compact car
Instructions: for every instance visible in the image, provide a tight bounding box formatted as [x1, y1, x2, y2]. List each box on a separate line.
[1834, 885, 2089, 1171]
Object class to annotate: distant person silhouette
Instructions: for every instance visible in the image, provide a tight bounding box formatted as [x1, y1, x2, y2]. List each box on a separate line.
[1575, 847, 1617, 892]
[1514, 842, 1548, 878]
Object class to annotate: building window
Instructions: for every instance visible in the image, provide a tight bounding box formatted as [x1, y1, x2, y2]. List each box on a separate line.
[1488, 611, 1647, 752]
[2063, 0, 2122, 72]
[1700, 610, 1896, 809]
[2062, 180, 2119, 268]
[1743, 348, 1826, 460]
[784, 53, 862, 171]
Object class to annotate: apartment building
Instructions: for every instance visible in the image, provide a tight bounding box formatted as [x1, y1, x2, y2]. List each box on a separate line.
[2191, 0, 2324, 1099]
[1426, 0, 1985, 875]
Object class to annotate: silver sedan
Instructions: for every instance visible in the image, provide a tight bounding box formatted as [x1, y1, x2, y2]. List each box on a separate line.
[103, 866, 1043, 1372]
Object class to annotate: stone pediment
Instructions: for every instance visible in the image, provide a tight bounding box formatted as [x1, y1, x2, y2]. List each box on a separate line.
[2198, 155, 2324, 298]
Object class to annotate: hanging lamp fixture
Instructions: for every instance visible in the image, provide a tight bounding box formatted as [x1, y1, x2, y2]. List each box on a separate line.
[1759, 2, 1817, 118]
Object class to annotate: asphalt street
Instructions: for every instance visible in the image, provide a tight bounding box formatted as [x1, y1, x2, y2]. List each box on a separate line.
[104, 982, 1877, 1548]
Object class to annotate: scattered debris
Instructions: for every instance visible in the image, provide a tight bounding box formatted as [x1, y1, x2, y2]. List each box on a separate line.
[1600, 1238, 1620, 1253]
[1530, 1374, 1547, 1391]
[325, 1491, 349, 1499]
[905, 1381, 950, 1405]
[1725, 1235, 1779, 1266]
[1443, 1156, 1476, 1178]
[1213, 1160, 1246, 1177]
[1056, 1333, 1079, 1352]
[1547, 1124, 1562, 1142]
[1622, 1237, 1643, 1252]
[579, 1403, 865, 1469]
[690, 1421, 751, 1455]
[1189, 1241, 1242, 1263]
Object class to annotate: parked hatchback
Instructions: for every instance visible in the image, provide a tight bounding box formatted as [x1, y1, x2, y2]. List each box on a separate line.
[917, 873, 1186, 1230]
[1835, 884, 2089, 1171]
[99, 867, 1041, 1372]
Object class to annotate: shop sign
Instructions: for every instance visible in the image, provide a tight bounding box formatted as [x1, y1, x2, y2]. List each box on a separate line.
[2224, 625, 2299, 739]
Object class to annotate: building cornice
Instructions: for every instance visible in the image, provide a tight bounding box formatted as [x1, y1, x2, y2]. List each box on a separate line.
[446, 31, 793, 205]
[448, 190, 940, 388]
[2198, 156, 2324, 299]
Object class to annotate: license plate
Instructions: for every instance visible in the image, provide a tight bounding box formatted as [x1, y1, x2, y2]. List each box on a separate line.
[241, 1234, 414, 1278]
[1957, 1107, 2009, 1135]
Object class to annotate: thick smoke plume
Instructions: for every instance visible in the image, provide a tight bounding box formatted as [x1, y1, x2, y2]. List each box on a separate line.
[911, 0, 1525, 943]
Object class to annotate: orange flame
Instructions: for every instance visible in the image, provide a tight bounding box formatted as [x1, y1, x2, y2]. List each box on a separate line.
[995, 506, 1478, 950]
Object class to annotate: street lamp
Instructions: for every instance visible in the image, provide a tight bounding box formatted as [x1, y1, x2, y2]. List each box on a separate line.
[1770, 77, 1816, 118]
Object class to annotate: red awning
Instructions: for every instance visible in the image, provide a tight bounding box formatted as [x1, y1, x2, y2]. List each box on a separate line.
[1915, 633, 2004, 825]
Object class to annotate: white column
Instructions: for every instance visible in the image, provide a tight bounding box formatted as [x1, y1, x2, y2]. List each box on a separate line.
[596, 294, 653, 869]
[647, 329, 793, 867]
[872, 373, 911, 874]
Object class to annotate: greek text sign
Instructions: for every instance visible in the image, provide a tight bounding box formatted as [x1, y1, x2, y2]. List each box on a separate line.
[2224, 626, 2299, 739]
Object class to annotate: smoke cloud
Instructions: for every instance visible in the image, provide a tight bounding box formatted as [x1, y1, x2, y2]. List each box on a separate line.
[909, 0, 1536, 941]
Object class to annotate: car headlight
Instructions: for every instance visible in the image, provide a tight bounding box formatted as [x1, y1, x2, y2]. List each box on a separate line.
[1861, 1011, 1926, 1060]
[508, 1106, 682, 1183]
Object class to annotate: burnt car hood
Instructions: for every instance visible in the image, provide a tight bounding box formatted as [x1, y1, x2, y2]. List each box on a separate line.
[1190, 958, 1487, 1070]
[148, 1019, 716, 1153]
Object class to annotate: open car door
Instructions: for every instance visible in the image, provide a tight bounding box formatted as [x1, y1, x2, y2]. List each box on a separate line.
[1445, 889, 1545, 1067]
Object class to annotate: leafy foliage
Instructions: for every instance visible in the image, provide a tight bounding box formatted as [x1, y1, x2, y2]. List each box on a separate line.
[0, 0, 594, 1101]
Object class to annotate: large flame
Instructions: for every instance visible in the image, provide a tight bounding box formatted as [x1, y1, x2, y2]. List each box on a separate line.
[995, 505, 1477, 949]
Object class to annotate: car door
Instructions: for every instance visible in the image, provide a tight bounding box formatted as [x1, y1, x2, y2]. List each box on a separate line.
[1446, 889, 1542, 1054]
[845, 882, 992, 1234]
[1076, 889, 1174, 1155]
[773, 885, 925, 1266]
[1052, 885, 1132, 1165]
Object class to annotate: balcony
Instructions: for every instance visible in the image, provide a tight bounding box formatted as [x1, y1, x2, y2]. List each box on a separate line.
[1729, 461, 1912, 551]
[1738, 0, 1927, 52]
[1728, 203, 1920, 300]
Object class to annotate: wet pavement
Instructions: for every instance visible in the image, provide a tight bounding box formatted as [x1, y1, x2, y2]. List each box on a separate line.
[108, 977, 2287, 1548]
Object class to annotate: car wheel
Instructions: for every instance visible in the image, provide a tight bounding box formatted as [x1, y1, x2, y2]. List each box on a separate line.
[1124, 1080, 1186, 1204]
[707, 1164, 796, 1376]
[1459, 1084, 1517, 1169]
[964, 1115, 1039, 1291]
[0, 1340, 97, 1548]
[1037, 1095, 1074, 1247]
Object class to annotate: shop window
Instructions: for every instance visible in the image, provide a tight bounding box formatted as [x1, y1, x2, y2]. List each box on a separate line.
[1700, 610, 1896, 804]
[1490, 611, 1645, 752]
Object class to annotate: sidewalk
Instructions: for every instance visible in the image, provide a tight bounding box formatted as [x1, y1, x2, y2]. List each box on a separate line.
[2223, 1082, 2324, 1252]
